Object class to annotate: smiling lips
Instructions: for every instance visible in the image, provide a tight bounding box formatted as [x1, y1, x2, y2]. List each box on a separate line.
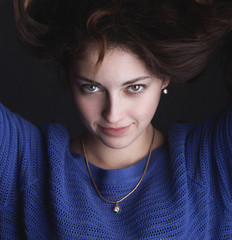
[100, 125, 131, 136]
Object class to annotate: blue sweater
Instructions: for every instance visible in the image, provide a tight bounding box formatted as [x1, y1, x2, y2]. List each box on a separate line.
[0, 103, 232, 239]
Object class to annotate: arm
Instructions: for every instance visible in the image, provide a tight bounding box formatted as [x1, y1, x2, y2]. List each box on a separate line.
[0, 103, 44, 209]
[184, 106, 232, 210]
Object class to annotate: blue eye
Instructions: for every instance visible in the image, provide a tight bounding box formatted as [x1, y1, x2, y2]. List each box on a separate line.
[127, 85, 144, 93]
[81, 84, 100, 93]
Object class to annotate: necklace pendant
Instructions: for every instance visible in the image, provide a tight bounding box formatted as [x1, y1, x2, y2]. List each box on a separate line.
[113, 203, 121, 213]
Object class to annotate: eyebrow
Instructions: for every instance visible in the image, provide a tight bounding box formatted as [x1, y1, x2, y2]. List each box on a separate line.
[75, 76, 152, 86]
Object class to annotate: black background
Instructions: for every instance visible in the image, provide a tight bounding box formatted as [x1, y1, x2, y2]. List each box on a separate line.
[0, 0, 230, 137]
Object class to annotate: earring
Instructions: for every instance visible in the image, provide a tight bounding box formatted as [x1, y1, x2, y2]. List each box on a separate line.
[163, 88, 168, 94]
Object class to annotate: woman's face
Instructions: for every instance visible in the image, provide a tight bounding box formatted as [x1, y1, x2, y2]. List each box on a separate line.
[70, 43, 169, 150]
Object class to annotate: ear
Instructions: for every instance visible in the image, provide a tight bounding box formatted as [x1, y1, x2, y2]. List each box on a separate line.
[161, 78, 170, 90]
[24, 0, 30, 9]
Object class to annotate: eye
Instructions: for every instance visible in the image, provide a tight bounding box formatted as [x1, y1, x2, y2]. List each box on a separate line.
[127, 84, 145, 93]
[81, 84, 100, 93]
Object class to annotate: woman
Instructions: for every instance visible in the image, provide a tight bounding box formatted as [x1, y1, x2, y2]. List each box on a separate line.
[1, 0, 232, 239]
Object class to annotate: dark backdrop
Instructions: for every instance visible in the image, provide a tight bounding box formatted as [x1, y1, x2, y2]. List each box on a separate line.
[0, 0, 230, 137]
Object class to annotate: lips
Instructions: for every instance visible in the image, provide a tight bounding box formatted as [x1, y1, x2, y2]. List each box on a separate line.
[100, 125, 131, 136]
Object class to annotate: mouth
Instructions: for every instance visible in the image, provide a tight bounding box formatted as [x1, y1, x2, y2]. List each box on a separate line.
[100, 125, 131, 136]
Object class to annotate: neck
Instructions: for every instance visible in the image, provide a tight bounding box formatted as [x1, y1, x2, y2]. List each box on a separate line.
[82, 124, 155, 169]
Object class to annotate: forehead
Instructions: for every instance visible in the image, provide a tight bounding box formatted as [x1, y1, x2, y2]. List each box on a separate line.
[72, 42, 150, 80]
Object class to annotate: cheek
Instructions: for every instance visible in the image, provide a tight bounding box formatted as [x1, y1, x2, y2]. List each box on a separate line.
[133, 90, 161, 120]
[71, 83, 96, 121]
[73, 94, 102, 124]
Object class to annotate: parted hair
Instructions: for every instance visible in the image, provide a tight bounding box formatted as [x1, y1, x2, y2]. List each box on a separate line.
[14, 0, 232, 83]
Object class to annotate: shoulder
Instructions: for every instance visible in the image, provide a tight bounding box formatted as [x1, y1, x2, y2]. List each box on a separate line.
[39, 122, 71, 151]
[166, 106, 232, 199]
[168, 105, 232, 151]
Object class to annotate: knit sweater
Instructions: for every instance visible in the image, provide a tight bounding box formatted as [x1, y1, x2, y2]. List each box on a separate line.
[0, 103, 232, 240]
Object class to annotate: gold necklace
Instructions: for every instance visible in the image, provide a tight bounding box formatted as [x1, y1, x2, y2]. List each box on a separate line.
[81, 129, 155, 213]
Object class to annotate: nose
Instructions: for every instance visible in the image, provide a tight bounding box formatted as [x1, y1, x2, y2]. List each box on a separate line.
[102, 93, 124, 124]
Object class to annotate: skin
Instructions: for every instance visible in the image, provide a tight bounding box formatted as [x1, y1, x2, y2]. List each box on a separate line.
[70, 43, 169, 169]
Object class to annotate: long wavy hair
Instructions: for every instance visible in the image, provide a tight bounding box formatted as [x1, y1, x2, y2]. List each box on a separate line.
[13, 0, 232, 83]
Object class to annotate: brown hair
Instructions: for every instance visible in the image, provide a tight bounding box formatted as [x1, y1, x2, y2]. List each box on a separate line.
[14, 0, 232, 83]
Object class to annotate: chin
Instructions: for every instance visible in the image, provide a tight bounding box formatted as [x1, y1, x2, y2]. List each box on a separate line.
[99, 136, 134, 150]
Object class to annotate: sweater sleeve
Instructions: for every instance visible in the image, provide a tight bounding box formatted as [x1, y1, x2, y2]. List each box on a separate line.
[185, 106, 232, 211]
[0, 103, 45, 211]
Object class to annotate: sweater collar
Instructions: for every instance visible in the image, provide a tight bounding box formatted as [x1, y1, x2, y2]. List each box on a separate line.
[70, 143, 167, 186]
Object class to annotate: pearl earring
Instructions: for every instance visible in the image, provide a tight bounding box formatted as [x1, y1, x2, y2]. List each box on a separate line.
[163, 88, 168, 94]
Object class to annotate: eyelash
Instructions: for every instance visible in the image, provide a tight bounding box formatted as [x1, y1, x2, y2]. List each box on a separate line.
[80, 84, 146, 95]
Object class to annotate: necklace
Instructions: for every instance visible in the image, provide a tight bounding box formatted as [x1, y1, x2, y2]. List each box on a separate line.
[81, 129, 155, 213]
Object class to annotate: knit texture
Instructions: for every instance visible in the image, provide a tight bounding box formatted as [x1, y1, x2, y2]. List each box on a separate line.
[0, 103, 232, 239]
